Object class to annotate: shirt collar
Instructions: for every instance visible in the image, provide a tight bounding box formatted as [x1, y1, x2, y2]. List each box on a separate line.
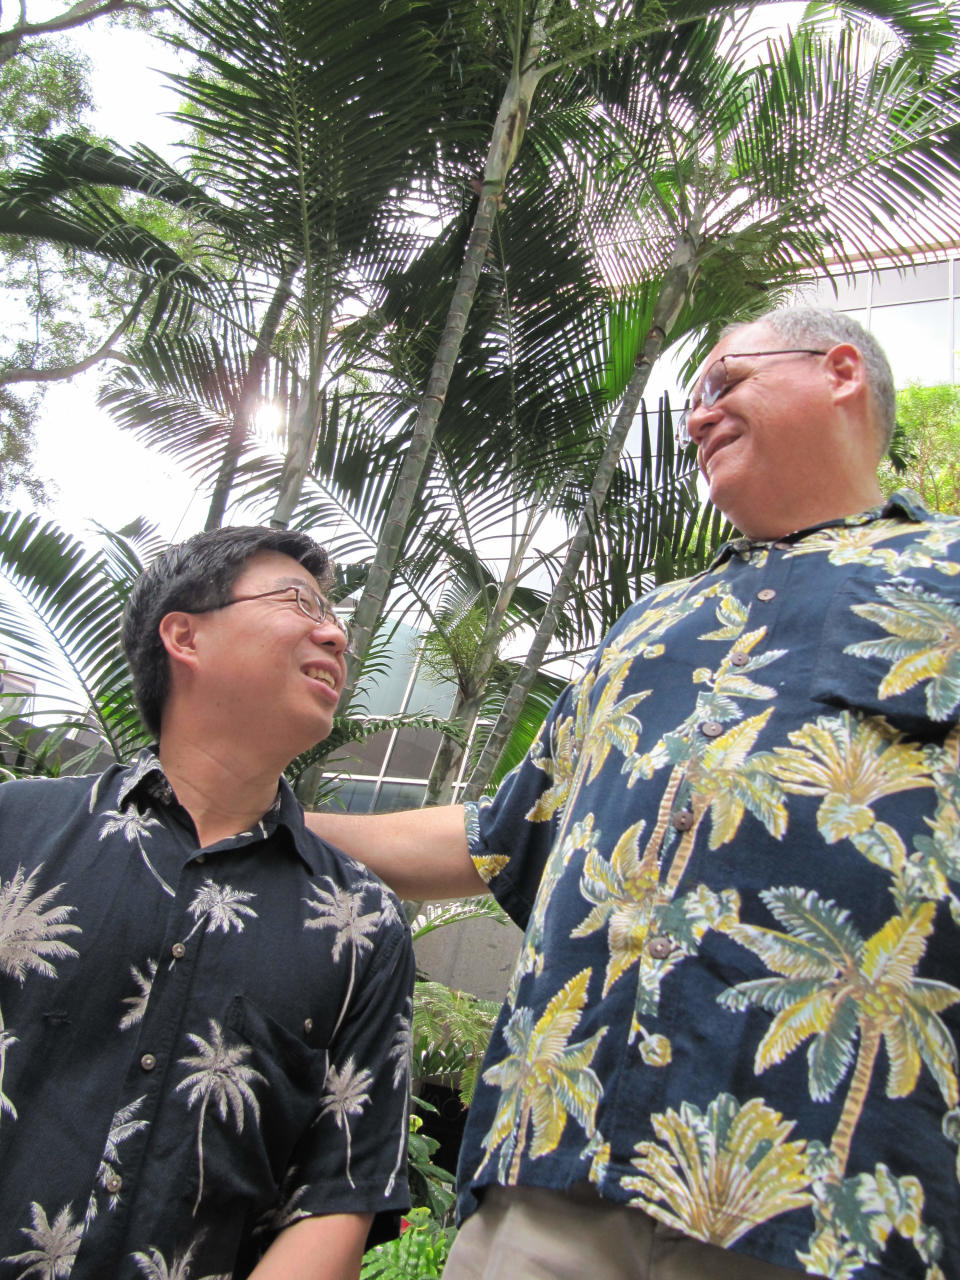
[115, 748, 319, 871]
[707, 488, 932, 570]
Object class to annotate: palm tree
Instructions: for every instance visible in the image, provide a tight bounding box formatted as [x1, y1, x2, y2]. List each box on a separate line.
[318, 1056, 373, 1189]
[570, 819, 659, 997]
[86, 1097, 149, 1223]
[466, 9, 960, 794]
[845, 580, 960, 723]
[0, 512, 150, 768]
[766, 709, 934, 873]
[184, 880, 258, 939]
[175, 1018, 267, 1214]
[303, 878, 381, 1037]
[3, 1202, 83, 1279]
[477, 966, 607, 1183]
[720, 888, 960, 1178]
[623, 1092, 813, 1246]
[119, 960, 157, 1032]
[131, 1238, 230, 1280]
[384, 997, 413, 1196]
[98, 806, 172, 898]
[0, 863, 80, 1122]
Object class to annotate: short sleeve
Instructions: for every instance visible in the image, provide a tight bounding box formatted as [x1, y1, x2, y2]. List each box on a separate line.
[465, 679, 581, 931]
[265, 888, 415, 1240]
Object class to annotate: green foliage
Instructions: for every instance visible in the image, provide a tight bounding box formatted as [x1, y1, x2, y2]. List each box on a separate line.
[360, 1206, 456, 1280]
[406, 1110, 457, 1221]
[412, 976, 501, 1106]
[0, 510, 149, 767]
[0, 38, 92, 163]
[878, 382, 960, 515]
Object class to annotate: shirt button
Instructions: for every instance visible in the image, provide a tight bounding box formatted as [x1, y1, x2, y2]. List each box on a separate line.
[756, 588, 776, 602]
[303, 1018, 314, 1035]
[647, 937, 672, 959]
[196, 854, 206, 865]
[104, 1173, 122, 1194]
[672, 810, 694, 831]
[140, 1053, 157, 1072]
[171, 942, 186, 960]
[700, 720, 723, 738]
[730, 652, 749, 668]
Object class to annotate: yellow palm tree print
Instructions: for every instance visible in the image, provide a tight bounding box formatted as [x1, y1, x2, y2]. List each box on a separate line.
[766, 712, 933, 871]
[846, 580, 960, 721]
[570, 820, 660, 996]
[721, 890, 960, 1177]
[623, 1093, 813, 1246]
[478, 968, 607, 1183]
[663, 707, 786, 894]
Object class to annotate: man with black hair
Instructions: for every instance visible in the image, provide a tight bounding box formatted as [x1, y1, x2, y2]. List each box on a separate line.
[308, 308, 960, 1279]
[0, 527, 414, 1279]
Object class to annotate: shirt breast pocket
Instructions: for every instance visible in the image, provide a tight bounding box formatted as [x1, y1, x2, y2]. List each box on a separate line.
[193, 993, 327, 1210]
[811, 573, 960, 738]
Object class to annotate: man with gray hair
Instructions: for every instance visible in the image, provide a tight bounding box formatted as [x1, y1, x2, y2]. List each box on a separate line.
[309, 306, 960, 1278]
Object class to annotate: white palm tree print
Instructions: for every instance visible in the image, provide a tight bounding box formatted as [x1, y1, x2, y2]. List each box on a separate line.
[185, 880, 258, 939]
[304, 879, 380, 1036]
[383, 1000, 413, 1195]
[119, 961, 157, 1031]
[85, 1097, 149, 1223]
[0, 864, 80, 1123]
[253, 1166, 311, 1236]
[130, 1237, 230, 1280]
[319, 1056, 373, 1189]
[175, 1019, 267, 1215]
[99, 805, 173, 897]
[4, 1201, 82, 1278]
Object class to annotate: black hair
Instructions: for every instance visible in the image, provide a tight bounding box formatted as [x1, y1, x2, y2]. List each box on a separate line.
[122, 526, 331, 738]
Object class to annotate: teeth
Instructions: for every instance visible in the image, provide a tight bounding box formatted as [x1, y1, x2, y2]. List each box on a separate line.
[306, 669, 335, 688]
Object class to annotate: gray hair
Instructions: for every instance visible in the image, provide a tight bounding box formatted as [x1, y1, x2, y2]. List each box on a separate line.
[721, 306, 896, 454]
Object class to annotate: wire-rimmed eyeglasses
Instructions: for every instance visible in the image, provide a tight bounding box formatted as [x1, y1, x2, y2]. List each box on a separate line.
[220, 585, 355, 654]
[677, 349, 828, 447]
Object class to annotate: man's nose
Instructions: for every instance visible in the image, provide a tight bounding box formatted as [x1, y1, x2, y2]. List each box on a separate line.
[311, 618, 348, 654]
[685, 397, 721, 445]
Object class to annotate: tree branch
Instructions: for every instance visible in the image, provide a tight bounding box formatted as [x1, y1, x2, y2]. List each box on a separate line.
[0, 0, 167, 65]
[0, 282, 150, 386]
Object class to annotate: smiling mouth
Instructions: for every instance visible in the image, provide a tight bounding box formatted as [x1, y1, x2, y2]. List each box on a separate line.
[304, 667, 338, 690]
[702, 435, 738, 477]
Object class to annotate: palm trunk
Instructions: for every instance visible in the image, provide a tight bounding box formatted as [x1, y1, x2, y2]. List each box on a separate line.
[270, 263, 335, 528]
[204, 265, 298, 530]
[829, 1020, 880, 1179]
[338, 9, 551, 705]
[508, 1097, 533, 1182]
[463, 234, 700, 800]
[193, 1096, 209, 1215]
[641, 765, 684, 873]
[424, 533, 530, 805]
[424, 684, 485, 807]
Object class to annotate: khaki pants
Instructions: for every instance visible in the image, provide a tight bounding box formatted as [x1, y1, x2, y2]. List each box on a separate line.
[444, 1185, 799, 1280]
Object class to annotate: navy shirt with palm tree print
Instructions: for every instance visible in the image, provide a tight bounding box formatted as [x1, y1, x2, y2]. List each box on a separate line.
[460, 492, 960, 1280]
[0, 751, 414, 1279]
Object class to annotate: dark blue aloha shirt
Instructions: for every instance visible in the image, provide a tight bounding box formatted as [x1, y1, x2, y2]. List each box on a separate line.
[461, 492, 960, 1280]
[0, 750, 414, 1280]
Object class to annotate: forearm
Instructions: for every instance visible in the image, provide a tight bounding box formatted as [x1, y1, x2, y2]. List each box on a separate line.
[305, 804, 488, 900]
[248, 1213, 373, 1280]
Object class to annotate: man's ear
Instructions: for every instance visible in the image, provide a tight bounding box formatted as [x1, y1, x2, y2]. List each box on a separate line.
[824, 342, 864, 405]
[158, 611, 202, 673]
